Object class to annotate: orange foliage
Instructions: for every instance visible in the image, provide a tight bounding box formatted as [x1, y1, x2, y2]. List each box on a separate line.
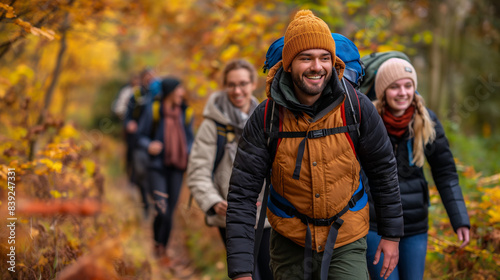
[18, 199, 101, 217]
[427, 167, 500, 279]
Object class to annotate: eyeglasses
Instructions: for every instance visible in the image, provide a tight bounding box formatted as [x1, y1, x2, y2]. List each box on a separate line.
[226, 81, 251, 91]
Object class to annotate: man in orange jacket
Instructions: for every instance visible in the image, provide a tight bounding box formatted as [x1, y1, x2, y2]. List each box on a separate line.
[226, 10, 404, 280]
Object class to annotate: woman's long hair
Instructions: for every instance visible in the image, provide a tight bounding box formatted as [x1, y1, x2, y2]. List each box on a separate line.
[374, 94, 436, 167]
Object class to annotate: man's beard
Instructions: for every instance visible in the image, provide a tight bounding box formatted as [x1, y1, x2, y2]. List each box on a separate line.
[292, 69, 332, 96]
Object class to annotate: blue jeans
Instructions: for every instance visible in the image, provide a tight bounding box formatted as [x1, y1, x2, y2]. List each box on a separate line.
[366, 230, 427, 280]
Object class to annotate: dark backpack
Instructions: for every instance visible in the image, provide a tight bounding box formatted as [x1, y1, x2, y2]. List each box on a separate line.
[254, 77, 367, 280]
[213, 122, 234, 175]
[263, 33, 365, 89]
[359, 51, 411, 100]
[187, 121, 233, 209]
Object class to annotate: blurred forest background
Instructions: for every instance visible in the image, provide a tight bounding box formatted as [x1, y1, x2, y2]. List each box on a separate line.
[0, 0, 499, 279]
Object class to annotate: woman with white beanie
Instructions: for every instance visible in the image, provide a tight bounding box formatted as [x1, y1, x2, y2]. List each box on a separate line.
[366, 58, 470, 280]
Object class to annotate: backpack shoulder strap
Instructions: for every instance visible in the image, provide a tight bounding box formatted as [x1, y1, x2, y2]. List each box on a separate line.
[213, 121, 232, 176]
[152, 100, 161, 123]
[341, 77, 361, 153]
[188, 120, 231, 210]
[264, 98, 282, 163]
[184, 106, 194, 126]
[150, 100, 161, 139]
[255, 99, 281, 266]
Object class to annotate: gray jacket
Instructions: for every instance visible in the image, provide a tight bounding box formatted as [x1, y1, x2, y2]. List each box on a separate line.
[187, 91, 270, 228]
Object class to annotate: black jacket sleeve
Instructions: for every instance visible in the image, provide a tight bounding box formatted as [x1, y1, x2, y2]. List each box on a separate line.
[356, 92, 404, 237]
[425, 110, 470, 231]
[226, 101, 271, 279]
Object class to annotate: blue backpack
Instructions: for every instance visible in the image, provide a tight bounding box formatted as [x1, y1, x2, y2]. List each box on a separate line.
[263, 33, 365, 89]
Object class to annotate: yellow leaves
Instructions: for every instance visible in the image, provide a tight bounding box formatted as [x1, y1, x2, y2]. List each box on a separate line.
[479, 186, 500, 224]
[1, 2, 56, 40]
[38, 142, 79, 160]
[487, 209, 500, 224]
[197, 86, 208, 98]
[346, 1, 363, 15]
[57, 124, 81, 141]
[251, 13, 267, 25]
[82, 159, 96, 177]
[13, 19, 55, 41]
[11, 127, 28, 140]
[377, 45, 397, 53]
[38, 256, 49, 267]
[422, 31, 433, 45]
[38, 159, 63, 174]
[14, 18, 33, 34]
[164, 0, 195, 14]
[208, 80, 218, 90]
[0, 3, 16, 18]
[64, 29, 119, 78]
[50, 190, 63, 199]
[220, 44, 240, 62]
[412, 30, 433, 45]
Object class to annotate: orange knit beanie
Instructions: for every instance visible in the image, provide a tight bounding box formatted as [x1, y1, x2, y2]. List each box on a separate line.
[282, 10, 336, 71]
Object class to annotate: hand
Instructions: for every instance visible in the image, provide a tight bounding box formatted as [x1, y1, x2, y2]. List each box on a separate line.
[234, 277, 252, 280]
[457, 227, 470, 249]
[373, 238, 399, 279]
[148, 140, 163, 155]
[126, 120, 137, 133]
[214, 201, 228, 217]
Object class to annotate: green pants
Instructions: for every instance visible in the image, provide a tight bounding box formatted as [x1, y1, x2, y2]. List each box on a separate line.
[269, 230, 369, 280]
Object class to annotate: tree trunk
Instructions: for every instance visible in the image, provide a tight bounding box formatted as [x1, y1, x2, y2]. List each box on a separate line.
[428, 3, 445, 115]
[28, 11, 70, 161]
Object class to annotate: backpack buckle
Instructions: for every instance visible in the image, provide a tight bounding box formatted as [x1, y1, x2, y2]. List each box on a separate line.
[348, 198, 356, 208]
[309, 129, 324, 139]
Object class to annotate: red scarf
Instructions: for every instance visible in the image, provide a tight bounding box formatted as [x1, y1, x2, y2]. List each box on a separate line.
[163, 105, 188, 170]
[382, 105, 415, 137]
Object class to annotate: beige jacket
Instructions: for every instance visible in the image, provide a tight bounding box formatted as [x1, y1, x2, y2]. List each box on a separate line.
[187, 91, 270, 228]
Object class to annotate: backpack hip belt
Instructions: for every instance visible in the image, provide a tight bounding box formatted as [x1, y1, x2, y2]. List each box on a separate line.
[268, 182, 366, 280]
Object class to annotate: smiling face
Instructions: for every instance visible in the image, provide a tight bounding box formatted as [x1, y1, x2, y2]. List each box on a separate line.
[384, 78, 415, 117]
[289, 49, 333, 105]
[225, 68, 256, 114]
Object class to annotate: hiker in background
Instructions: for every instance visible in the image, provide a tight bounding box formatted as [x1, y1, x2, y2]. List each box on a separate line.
[187, 59, 273, 280]
[124, 68, 157, 217]
[113, 73, 141, 120]
[135, 77, 194, 263]
[111, 72, 140, 190]
[366, 58, 470, 280]
[225, 10, 403, 280]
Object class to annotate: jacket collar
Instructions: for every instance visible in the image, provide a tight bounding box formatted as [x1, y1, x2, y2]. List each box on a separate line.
[266, 57, 347, 118]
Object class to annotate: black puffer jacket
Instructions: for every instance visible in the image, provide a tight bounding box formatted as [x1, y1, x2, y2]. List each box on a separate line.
[225, 73, 404, 279]
[369, 109, 470, 236]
